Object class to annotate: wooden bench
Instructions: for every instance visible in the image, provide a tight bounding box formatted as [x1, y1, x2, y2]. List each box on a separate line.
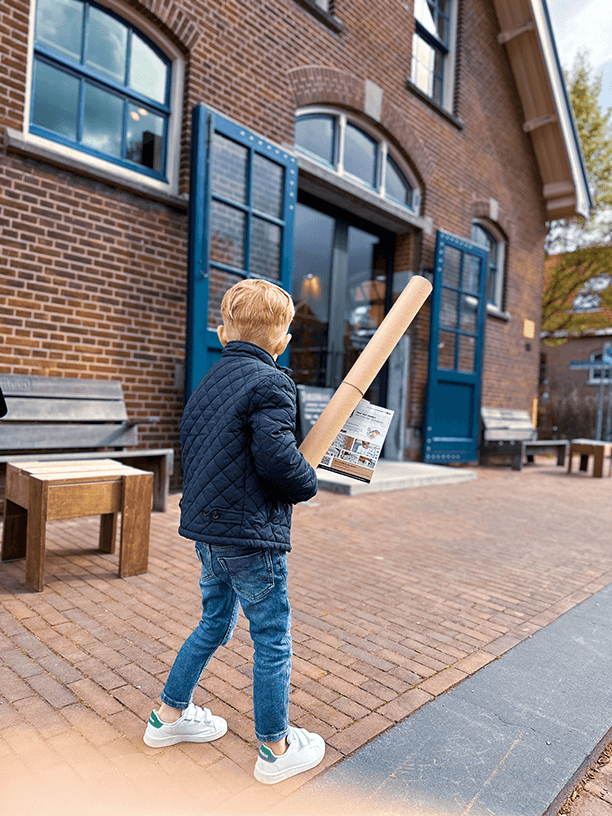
[480, 407, 569, 471]
[1, 460, 153, 591]
[567, 439, 612, 478]
[0, 375, 174, 511]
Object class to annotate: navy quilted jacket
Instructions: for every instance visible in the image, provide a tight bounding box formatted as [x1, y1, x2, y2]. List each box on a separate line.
[179, 341, 318, 551]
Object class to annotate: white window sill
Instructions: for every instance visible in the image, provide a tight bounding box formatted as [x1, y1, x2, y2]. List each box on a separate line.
[4, 127, 188, 210]
[487, 304, 511, 321]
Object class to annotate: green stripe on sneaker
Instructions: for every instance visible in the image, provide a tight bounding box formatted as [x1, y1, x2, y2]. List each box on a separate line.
[148, 711, 164, 729]
[258, 745, 277, 763]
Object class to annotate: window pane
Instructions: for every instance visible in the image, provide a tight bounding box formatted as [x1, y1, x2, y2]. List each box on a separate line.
[411, 34, 435, 96]
[440, 288, 459, 329]
[126, 104, 165, 171]
[32, 60, 80, 140]
[295, 116, 335, 165]
[210, 201, 246, 269]
[414, 0, 438, 36]
[437, 330, 456, 370]
[252, 154, 283, 218]
[292, 203, 334, 324]
[211, 133, 248, 205]
[81, 83, 123, 156]
[344, 124, 377, 187]
[460, 294, 478, 332]
[129, 33, 167, 103]
[35, 0, 83, 61]
[458, 335, 476, 372]
[86, 5, 127, 83]
[250, 218, 281, 280]
[463, 255, 481, 294]
[442, 245, 461, 288]
[385, 158, 411, 206]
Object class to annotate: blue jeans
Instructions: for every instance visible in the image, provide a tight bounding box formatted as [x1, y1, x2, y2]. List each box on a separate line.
[161, 542, 292, 743]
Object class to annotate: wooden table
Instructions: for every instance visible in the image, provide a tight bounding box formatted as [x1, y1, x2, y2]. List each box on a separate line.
[1, 459, 153, 591]
[567, 439, 612, 478]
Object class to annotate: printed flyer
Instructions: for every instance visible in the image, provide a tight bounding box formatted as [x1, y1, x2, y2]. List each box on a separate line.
[319, 399, 394, 483]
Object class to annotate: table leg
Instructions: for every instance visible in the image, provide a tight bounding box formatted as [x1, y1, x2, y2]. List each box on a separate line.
[593, 448, 604, 478]
[119, 472, 152, 577]
[1, 499, 28, 561]
[567, 449, 573, 474]
[99, 513, 118, 553]
[579, 454, 589, 472]
[25, 477, 48, 593]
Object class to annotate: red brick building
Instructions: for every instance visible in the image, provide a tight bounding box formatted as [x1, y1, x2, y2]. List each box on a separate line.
[0, 0, 590, 476]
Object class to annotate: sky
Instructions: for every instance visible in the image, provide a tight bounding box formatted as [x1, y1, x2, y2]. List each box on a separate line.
[547, 0, 612, 112]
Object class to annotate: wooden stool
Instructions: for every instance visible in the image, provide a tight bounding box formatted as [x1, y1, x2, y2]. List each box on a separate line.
[1, 459, 153, 591]
[567, 439, 612, 479]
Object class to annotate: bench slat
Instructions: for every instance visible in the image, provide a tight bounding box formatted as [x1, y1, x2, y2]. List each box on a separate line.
[3, 397, 128, 422]
[0, 375, 124, 400]
[0, 424, 139, 450]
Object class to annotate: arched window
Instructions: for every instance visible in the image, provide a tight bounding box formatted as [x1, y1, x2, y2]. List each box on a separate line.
[471, 221, 506, 311]
[27, 0, 182, 188]
[294, 109, 419, 213]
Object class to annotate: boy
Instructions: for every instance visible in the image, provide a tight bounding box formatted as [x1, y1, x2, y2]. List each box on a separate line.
[143, 279, 324, 785]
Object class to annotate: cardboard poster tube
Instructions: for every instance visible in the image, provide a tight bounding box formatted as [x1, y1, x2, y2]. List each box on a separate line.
[299, 275, 433, 468]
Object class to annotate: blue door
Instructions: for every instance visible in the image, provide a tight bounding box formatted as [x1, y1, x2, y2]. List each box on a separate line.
[186, 105, 298, 396]
[423, 231, 488, 463]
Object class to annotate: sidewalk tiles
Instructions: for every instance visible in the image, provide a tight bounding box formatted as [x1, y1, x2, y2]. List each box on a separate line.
[1, 460, 611, 815]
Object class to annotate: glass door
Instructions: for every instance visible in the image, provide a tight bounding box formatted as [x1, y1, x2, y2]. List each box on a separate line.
[291, 195, 393, 405]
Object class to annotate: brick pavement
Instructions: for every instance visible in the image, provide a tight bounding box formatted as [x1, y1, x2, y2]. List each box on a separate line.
[1, 459, 611, 816]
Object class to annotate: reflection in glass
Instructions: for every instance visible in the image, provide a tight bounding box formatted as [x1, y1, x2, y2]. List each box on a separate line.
[458, 335, 476, 372]
[211, 134, 248, 205]
[291, 204, 334, 386]
[295, 116, 335, 165]
[129, 34, 167, 103]
[292, 204, 334, 323]
[32, 60, 80, 140]
[86, 6, 127, 83]
[460, 294, 478, 332]
[82, 83, 123, 156]
[440, 288, 459, 329]
[252, 154, 283, 218]
[471, 223, 498, 305]
[346, 227, 384, 353]
[386, 157, 411, 207]
[442, 245, 461, 288]
[126, 104, 165, 170]
[250, 218, 281, 280]
[464, 255, 480, 294]
[344, 124, 377, 187]
[414, 0, 449, 44]
[438, 330, 456, 370]
[411, 33, 444, 104]
[35, 0, 83, 61]
[210, 202, 246, 270]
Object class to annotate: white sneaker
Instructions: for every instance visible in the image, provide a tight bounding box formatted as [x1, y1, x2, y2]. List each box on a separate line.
[143, 701, 227, 748]
[254, 726, 325, 784]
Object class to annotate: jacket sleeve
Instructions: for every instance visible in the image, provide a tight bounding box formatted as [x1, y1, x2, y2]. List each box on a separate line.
[249, 372, 318, 504]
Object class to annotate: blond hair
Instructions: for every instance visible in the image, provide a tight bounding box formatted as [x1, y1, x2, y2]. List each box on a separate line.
[220, 279, 295, 345]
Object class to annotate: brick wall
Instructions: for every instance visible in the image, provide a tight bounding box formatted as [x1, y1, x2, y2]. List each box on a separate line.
[0, 0, 548, 475]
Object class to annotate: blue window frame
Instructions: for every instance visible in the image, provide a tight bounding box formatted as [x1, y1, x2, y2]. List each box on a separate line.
[30, 0, 171, 180]
[186, 105, 298, 394]
[411, 0, 451, 107]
